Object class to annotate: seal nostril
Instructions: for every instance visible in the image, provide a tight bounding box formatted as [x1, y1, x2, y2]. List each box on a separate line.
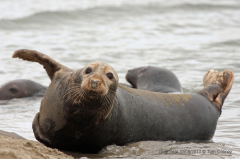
[91, 79, 99, 87]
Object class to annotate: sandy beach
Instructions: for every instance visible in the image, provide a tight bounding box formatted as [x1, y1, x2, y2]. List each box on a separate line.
[0, 132, 74, 159]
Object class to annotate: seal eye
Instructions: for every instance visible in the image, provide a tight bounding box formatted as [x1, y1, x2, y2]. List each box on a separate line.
[85, 68, 92, 74]
[10, 88, 18, 94]
[107, 73, 113, 80]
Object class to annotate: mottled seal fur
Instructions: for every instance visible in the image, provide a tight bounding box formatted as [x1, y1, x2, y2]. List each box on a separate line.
[126, 66, 182, 93]
[0, 79, 47, 100]
[13, 49, 234, 153]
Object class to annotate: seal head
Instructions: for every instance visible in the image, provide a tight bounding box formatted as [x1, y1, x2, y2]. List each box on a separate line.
[0, 79, 47, 100]
[79, 61, 118, 97]
[63, 61, 119, 122]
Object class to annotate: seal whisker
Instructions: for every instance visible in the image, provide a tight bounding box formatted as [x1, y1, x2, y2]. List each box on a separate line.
[105, 93, 113, 105]
[75, 89, 85, 104]
[73, 90, 81, 104]
[65, 89, 80, 102]
[66, 92, 76, 102]
[104, 95, 111, 106]
[101, 95, 107, 105]
[64, 81, 84, 102]
[103, 91, 117, 106]
[107, 90, 118, 106]
[101, 95, 107, 106]
[64, 89, 75, 98]
[71, 89, 84, 103]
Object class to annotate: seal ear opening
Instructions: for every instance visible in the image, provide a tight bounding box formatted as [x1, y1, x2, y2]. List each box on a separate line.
[12, 49, 70, 80]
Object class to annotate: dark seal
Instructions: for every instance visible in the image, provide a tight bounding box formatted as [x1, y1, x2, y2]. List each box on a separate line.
[126, 66, 182, 93]
[0, 79, 47, 100]
[13, 49, 234, 153]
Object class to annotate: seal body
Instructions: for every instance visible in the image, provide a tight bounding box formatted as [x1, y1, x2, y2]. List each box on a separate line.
[126, 66, 182, 93]
[12, 49, 234, 153]
[0, 79, 47, 100]
[35, 85, 219, 153]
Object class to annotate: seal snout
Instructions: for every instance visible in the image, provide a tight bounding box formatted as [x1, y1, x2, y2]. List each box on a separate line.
[83, 75, 107, 95]
[91, 79, 100, 88]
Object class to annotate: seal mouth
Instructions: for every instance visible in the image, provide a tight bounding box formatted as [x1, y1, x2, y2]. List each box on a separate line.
[83, 86, 107, 96]
[87, 90, 103, 98]
[64, 82, 117, 106]
[82, 82, 107, 96]
[64, 84, 107, 104]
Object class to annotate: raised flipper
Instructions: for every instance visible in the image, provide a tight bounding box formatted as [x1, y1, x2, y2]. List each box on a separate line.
[198, 69, 234, 113]
[12, 49, 71, 80]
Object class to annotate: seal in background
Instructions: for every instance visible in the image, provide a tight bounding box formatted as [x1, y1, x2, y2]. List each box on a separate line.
[126, 66, 182, 93]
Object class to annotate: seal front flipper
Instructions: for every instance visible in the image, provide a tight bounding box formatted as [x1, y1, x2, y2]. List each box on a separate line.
[12, 49, 71, 80]
[198, 69, 234, 113]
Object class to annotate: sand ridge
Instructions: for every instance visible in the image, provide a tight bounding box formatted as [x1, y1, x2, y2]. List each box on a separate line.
[0, 134, 73, 159]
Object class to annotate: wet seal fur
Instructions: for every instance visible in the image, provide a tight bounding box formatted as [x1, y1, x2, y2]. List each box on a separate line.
[126, 66, 182, 93]
[0, 79, 47, 100]
[13, 49, 234, 153]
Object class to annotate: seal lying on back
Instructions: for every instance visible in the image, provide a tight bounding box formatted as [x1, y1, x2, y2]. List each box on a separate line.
[126, 66, 182, 93]
[13, 49, 234, 153]
[0, 79, 47, 100]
